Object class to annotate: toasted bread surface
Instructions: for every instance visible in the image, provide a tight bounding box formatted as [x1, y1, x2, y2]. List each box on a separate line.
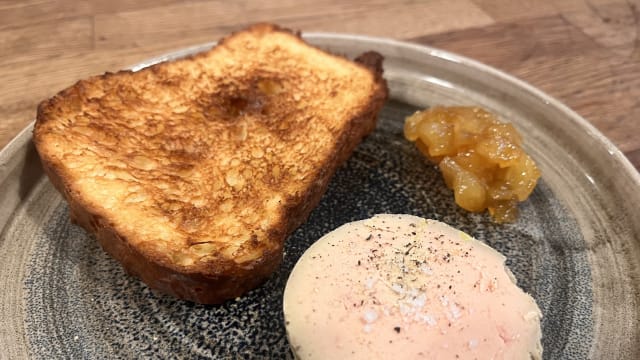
[33, 23, 388, 304]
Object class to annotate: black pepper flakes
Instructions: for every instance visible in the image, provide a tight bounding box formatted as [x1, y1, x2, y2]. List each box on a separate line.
[394, 327, 401, 333]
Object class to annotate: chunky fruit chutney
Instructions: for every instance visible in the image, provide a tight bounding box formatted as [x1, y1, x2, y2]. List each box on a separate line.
[404, 106, 540, 223]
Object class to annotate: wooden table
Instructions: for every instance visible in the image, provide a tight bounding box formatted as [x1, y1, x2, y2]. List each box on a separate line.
[1, 0, 638, 171]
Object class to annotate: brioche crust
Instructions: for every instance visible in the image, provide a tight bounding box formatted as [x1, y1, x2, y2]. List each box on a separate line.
[33, 23, 388, 304]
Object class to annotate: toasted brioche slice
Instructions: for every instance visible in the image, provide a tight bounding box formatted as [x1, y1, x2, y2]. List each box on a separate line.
[33, 23, 388, 304]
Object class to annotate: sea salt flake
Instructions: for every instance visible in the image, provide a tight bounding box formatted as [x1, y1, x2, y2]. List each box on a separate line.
[365, 277, 378, 289]
[449, 303, 462, 320]
[412, 293, 427, 308]
[419, 313, 437, 326]
[399, 303, 412, 316]
[362, 309, 378, 324]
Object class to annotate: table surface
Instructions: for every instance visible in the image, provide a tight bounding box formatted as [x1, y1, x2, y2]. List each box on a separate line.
[1, 0, 638, 171]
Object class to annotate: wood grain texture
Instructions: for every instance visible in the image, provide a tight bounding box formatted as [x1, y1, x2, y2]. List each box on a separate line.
[0, 0, 638, 171]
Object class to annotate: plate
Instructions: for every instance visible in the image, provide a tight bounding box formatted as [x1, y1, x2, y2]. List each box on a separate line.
[1, 34, 639, 359]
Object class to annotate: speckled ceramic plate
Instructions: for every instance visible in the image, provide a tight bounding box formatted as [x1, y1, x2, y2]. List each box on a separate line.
[1, 34, 639, 359]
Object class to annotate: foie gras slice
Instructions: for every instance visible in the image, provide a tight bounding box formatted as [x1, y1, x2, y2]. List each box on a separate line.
[283, 214, 542, 359]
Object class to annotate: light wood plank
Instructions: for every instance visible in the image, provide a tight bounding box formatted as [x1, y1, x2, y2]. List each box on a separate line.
[94, 0, 493, 50]
[471, 0, 629, 21]
[413, 16, 601, 69]
[0, 0, 90, 30]
[276, 0, 494, 39]
[0, 0, 186, 30]
[561, 1, 640, 56]
[0, 17, 93, 66]
[471, 0, 557, 20]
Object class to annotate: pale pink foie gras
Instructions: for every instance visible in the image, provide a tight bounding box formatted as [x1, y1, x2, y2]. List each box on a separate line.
[283, 214, 542, 359]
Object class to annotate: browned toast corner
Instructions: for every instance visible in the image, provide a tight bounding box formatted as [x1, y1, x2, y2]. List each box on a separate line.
[33, 23, 388, 304]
